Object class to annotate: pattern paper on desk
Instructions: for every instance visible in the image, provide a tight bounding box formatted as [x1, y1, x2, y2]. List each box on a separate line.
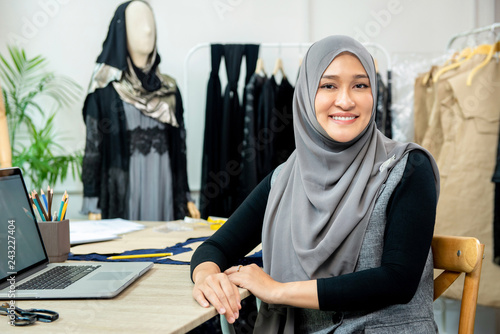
[70, 218, 145, 245]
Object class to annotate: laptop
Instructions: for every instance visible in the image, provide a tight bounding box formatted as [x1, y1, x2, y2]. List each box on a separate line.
[0, 167, 153, 299]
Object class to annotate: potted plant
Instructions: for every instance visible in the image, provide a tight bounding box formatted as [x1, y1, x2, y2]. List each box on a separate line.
[0, 45, 83, 189]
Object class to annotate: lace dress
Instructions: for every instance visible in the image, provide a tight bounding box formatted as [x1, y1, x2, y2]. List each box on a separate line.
[81, 101, 175, 221]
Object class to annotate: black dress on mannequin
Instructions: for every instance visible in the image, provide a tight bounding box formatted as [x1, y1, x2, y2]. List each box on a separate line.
[81, 1, 191, 220]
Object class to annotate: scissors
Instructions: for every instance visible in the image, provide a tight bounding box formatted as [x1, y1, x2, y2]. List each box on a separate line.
[0, 303, 59, 326]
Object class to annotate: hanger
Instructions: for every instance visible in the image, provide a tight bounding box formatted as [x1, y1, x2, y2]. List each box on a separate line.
[374, 58, 379, 74]
[466, 40, 500, 86]
[433, 44, 491, 83]
[272, 44, 286, 79]
[255, 58, 267, 76]
[421, 48, 468, 85]
[421, 65, 438, 86]
[298, 44, 304, 67]
[273, 57, 286, 78]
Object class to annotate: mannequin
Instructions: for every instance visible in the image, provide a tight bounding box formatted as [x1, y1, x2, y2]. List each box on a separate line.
[125, 1, 155, 69]
[0, 83, 12, 168]
[81, 1, 199, 220]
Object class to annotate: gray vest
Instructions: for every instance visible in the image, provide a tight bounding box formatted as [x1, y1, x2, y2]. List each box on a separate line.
[272, 154, 438, 333]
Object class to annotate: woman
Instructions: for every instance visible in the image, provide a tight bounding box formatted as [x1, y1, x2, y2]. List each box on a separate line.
[191, 35, 439, 333]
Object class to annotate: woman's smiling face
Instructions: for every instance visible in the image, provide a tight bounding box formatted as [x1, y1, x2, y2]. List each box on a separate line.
[314, 52, 373, 143]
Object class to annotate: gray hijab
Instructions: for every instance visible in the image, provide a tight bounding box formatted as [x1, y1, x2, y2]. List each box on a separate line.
[261, 35, 440, 286]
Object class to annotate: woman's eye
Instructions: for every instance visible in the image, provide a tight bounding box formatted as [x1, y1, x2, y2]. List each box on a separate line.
[320, 84, 336, 89]
[354, 83, 369, 89]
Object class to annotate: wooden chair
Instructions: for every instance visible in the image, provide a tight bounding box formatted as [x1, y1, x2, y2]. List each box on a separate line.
[432, 235, 485, 334]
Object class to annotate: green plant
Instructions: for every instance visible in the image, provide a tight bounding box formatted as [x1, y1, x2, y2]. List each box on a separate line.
[0, 45, 82, 188]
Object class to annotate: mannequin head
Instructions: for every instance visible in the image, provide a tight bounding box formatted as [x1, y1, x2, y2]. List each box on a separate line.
[125, 1, 156, 68]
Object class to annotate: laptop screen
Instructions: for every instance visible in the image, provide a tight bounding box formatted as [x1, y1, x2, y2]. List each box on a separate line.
[0, 168, 47, 283]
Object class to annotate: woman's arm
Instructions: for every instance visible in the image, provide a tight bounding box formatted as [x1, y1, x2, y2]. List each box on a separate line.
[226, 264, 319, 309]
[317, 150, 437, 311]
[191, 171, 272, 322]
[227, 150, 437, 312]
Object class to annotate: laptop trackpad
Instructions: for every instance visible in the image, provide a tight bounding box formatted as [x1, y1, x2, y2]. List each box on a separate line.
[90, 272, 133, 280]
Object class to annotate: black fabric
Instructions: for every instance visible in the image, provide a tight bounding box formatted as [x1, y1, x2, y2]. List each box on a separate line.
[128, 126, 169, 155]
[131, 53, 162, 92]
[200, 44, 225, 218]
[237, 74, 294, 203]
[375, 72, 393, 138]
[493, 122, 500, 265]
[236, 44, 262, 205]
[258, 76, 277, 180]
[82, 85, 130, 218]
[386, 70, 393, 138]
[219, 44, 246, 217]
[238, 73, 267, 202]
[95, 0, 163, 92]
[200, 44, 260, 219]
[190, 150, 437, 311]
[493, 122, 500, 183]
[494, 185, 500, 265]
[272, 77, 295, 167]
[81, 85, 190, 219]
[95, 1, 131, 71]
[244, 44, 260, 85]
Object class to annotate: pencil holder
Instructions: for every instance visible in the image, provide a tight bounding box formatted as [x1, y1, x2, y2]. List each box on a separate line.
[37, 219, 70, 262]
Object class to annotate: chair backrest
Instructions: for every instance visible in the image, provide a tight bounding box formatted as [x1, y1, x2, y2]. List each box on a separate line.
[432, 235, 485, 334]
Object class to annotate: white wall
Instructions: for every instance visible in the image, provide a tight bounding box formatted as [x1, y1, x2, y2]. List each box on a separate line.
[0, 0, 495, 213]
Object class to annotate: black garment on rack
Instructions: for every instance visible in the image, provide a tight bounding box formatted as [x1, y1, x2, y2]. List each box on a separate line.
[386, 70, 393, 138]
[219, 44, 246, 217]
[375, 71, 392, 138]
[244, 45, 260, 85]
[200, 44, 225, 218]
[200, 44, 260, 219]
[239, 73, 267, 203]
[493, 125, 500, 265]
[258, 75, 277, 180]
[272, 76, 295, 167]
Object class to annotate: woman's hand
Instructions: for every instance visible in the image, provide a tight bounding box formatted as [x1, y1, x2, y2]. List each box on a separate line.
[225, 264, 283, 304]
[226, 264, 320, 309]
[192, 262, 241, 324]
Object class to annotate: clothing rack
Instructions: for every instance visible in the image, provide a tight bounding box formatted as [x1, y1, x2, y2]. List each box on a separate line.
[183, 42, 311, 119]
[446, 22, 500, 51]
[182, 41, 391, 117]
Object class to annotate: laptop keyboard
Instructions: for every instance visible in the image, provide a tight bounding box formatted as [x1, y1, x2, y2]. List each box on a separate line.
[18, 265, 101, 290]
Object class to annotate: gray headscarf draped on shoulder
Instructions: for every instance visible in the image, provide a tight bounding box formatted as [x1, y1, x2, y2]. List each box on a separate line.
[261, 35, 440, 285]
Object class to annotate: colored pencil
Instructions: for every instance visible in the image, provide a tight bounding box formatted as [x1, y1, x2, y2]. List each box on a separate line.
[57, 191, 67, 221]
[34, 190, 49, 221]
[61, 197, 68, 221]
[107, 253, 173, 260]
[40, 189, 48, 211]
[47, 186, 52, 221]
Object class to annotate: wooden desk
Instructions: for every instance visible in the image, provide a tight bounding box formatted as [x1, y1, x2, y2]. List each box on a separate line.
[0, 221, 251, 333]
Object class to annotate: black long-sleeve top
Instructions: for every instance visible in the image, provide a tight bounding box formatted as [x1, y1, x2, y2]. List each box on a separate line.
[190, 150, 437, 311]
